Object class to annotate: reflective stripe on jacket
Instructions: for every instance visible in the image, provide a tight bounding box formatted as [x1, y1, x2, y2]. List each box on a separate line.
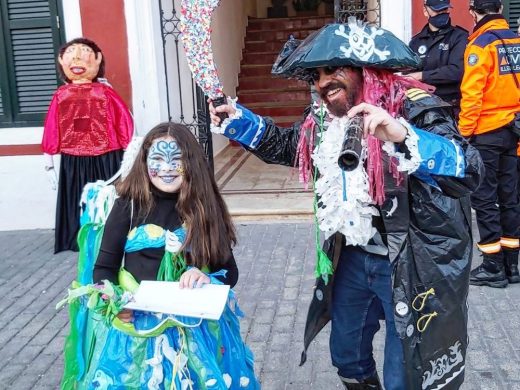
[459, 18, 520, 137]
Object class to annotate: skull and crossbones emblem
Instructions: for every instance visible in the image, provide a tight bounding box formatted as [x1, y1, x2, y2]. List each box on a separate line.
[335, 19, 390, 62]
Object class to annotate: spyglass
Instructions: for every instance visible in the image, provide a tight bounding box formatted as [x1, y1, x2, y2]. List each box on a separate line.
[338, 115, 364, 171]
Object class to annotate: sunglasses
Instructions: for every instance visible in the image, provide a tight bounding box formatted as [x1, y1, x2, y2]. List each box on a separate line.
[308, 66, 339, 83]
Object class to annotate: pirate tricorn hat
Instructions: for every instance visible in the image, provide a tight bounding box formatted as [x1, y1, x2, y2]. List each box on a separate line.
[272, 17, 420, 81]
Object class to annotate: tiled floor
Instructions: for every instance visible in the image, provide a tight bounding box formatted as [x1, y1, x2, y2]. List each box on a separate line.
[214, 145, 313, 220]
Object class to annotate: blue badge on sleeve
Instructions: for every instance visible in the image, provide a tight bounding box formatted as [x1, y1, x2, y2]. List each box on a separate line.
[468, 54, 479, 66]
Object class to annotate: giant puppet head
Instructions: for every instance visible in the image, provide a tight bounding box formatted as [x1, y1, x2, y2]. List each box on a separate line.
[58, 38, 105, 84]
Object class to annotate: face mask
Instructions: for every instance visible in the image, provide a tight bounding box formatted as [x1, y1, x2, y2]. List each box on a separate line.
[429, 13, 450, 29]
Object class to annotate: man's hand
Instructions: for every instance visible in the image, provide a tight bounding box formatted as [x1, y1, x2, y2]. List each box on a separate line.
[179, 267, 210, 289]
[208, 99, 236, 127]
[406, 72, 423, 81]
[348, 103, 408, 143]
[46, 168, 58, 190]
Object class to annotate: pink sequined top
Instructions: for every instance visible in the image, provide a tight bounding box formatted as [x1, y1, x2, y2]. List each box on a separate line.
[41, 83, 134, 156]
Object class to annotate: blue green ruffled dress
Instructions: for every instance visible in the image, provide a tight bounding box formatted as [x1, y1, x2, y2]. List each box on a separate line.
[60, 184, 259, 390]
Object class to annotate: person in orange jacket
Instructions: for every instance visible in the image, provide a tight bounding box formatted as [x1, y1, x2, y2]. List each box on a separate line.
[459, 0, 520, 287]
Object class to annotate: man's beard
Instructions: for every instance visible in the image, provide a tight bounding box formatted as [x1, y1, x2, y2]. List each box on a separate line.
[327, 99, 349, 118]
[320, 82, 358, 118]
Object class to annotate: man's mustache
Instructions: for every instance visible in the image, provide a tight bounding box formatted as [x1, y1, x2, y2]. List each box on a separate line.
[320, 82, 345, 99]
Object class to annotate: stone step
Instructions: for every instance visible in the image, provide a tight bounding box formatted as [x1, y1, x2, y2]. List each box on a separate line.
[237, 15, 328, 126]
[237, 88, 310, 104]
[247, 101, 309, 117]
[238, 75, 307, 91]
[242, 51, 280, 65]
[239, 64, 274, 77]
[247, 15, 333, 32]
[246, 100, 309, 108]
[245, 28, 317, 43]
[245, 40, 289, 53]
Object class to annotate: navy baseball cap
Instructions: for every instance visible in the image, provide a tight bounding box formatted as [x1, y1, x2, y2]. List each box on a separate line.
[469, 0, 502, 9]
[424, 0, 452, 11]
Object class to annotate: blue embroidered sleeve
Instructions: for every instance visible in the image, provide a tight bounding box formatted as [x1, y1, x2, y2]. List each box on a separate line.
[414, 127, 466, 178]
[222, 104, 267, 149]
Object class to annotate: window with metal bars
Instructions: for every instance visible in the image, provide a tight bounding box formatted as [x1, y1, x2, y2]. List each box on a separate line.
[0, 0, 64, 128]
[334, 0, 381, 25]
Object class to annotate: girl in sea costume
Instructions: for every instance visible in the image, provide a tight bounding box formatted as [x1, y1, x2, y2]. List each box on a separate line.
[58, 122, 259, 389]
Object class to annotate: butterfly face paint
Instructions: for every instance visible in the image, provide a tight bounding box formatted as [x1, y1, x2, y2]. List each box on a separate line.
[147, 137, 184, 193]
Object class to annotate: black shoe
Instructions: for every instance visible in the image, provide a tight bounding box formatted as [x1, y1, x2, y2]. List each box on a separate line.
[340, 374, 382, 390]
[469, 264, 508, 288]
[503, 250, 520, 284]
[505, 263, 520, 284]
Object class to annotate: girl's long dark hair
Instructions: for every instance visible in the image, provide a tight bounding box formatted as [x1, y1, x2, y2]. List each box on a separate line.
[117, 122, 236, 268]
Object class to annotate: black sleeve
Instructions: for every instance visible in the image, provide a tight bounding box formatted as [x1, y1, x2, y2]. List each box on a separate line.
[406, 97, 483, 198]
[211, 252, 239, 288]
[246, 116, 304, 167]
[93, 197, 131, 284]
[408, 35, 419, 53]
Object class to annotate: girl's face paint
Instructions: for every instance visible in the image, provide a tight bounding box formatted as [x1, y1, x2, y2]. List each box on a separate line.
[147, 137, 184, 193]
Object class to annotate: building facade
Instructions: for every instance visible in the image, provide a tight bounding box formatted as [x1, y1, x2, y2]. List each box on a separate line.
[0, 0, 519, 230]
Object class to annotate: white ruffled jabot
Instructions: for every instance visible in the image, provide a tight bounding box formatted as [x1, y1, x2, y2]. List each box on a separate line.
[312, 116, 378, 245]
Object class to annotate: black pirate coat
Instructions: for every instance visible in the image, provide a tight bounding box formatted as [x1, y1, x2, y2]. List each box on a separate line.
[215, 90, 483, 390]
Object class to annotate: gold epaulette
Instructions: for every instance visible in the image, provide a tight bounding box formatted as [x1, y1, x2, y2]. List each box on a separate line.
[406, 88, 431, 101]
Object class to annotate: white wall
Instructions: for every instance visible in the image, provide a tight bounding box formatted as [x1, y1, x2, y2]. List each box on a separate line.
[0, 0, 82, 231]
[0, 154, 58, 231]
[211, 0, 248, 155]
[62, 0, 82, 40]
[124, 0, 168, 135]
[380, 0, 411, 43]
[213, 0, 247, 97]
[0, 128, 59, 231]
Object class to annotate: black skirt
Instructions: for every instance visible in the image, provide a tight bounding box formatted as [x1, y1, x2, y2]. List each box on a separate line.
[54, 150, 124, 253]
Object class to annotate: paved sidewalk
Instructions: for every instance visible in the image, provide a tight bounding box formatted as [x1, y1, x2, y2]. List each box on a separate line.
[0, 224, 519, 389]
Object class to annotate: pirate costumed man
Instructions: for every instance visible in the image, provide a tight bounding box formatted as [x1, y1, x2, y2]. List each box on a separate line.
[209, 18, 483, 390]
[41, 38, 134, 253]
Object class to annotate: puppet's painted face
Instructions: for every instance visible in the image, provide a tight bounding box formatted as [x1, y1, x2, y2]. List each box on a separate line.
[58, 43, 102, 84]
[147, 136, 184, 193]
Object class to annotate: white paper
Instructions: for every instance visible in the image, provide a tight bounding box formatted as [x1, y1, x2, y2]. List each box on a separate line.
[124, 281, 230, 320]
